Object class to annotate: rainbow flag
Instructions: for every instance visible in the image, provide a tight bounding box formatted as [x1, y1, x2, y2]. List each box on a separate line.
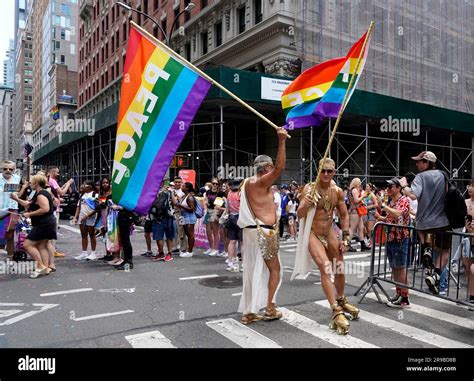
[282, 30, 371, 129]
[112, 24, 211, 214]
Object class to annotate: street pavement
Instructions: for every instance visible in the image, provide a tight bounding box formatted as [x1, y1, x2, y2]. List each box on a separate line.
[0, 223, 472, 348]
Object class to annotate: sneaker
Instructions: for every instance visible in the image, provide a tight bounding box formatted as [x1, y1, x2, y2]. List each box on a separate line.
[439, 290, 447, 296]
[388, 293, 400, 302]
[164, 254, 173, 262]
[208, 250, 218, 257]
[225, 258, 231, 264]
[216, 251, 227, 257]
[0, 249, 8, 255]
[203, 248, 213, 255]
[240, 263, 243, 272]
[230, 263, 239, 272]
[74, 253, 89, 261]
[425, 272, 440, 294]
[86, 253, 97, 261]
[387, 295, 410, 308]
[422, 247, 433, 268]
[152, 253, 165, 261]
[54, 251, 66, 258]
[179, 251, 193, 258]
[115, 261, 133, 270]
[226, 261, 235, 271]
[141, 251, 153, 257]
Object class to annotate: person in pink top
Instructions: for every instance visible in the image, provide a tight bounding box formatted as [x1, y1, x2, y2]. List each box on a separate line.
[225, 179, 243, 272]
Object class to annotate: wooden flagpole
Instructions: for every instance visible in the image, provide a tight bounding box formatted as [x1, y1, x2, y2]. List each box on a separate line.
[129, 21, 291, 138]
[310, 21, 374, 200]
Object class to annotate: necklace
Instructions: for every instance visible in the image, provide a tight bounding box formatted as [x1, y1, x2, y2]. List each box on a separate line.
[317, 186, 333, 213]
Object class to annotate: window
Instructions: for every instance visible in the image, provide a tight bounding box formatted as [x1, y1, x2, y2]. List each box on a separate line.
[136, 6, 141, 25]
[111, 65, 114, 80]
[201, 0, 208, 8]
[238, 7, 246, 34]
[116, 31, 120, 49]
[61, 4, 70, 16]
[215, 22, 222, 47]
[60, 55, 65, 64]
[60, 28, 66, 39]
[154, 0, 158, 10]
[201, 31, 208, 55]
[111, 36, 115, 52]
[70, 44, 76, 55]
[174, 8, 180, 30]
[254, 0, 262, 24]
[144, 0, 148, 13]
[123, 23, 127, 42]
[185, 42, 191, 61]
[55, 40, 61, 50]
[115, 61, 119, 79]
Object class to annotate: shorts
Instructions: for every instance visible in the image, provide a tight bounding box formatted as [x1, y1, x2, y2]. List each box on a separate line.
[386, 238, 409, 269]
[288, 213, 296, 224]
[206, 209, 220, 223]
[27, 224, 57, 241]
[227, 214, 242, 241]
[144, 219, 152, 233]
[419, 226, 452, 250]
[80, 215, 96, 227]
[181, 211, 197, 225]
[152, 218, 174, 241]
[367, 211, 377, 222]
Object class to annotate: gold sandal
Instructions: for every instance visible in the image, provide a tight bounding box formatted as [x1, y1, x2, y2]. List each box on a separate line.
[240, 313, 263, 325]
[263, 304, 283, 321]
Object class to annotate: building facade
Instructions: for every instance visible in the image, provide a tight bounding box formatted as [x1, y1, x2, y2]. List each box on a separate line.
[3, 40, 15, 88]
[33, 0, 473, 191]
[0, 86, 14, 160]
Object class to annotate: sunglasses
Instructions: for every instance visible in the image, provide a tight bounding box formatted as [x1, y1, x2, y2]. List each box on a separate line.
[321, 169, 334, 174]
[212, 183, 219, 185]
[3, 168, 13, 171]
[386, 184, 396, 189]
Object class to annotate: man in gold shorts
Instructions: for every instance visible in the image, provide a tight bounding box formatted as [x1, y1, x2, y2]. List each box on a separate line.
[292, 158, 359, 335]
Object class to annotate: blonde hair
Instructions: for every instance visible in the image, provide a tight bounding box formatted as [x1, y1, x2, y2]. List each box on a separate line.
[31, 174, 48, 189]
[349, 177, 361, 189]
[319, 158, 336, 170]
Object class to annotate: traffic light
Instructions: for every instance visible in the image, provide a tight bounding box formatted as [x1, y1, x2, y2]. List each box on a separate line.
[170, 155, 189, 168]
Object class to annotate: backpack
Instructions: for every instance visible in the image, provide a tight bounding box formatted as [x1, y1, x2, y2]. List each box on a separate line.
[150, 191, 173, 220]
[441, 171, 467, 229]
[194, 197, 204, 219]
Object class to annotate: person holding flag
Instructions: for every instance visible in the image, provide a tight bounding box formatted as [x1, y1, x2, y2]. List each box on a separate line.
[287, 23, 374, 334]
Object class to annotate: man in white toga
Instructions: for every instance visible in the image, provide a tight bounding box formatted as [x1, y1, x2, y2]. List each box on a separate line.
[237, 127, 288, 325]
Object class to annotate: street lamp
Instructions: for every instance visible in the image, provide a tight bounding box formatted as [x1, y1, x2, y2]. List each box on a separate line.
[116, 1, 195, 46]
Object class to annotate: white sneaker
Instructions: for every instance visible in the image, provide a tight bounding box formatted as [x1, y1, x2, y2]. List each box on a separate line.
[225, 258, 230, 264]
[203, 248, 212, 255]
[180, 251, 193, 258]
[0, 249, 7, 255]
[208, 250, 218, 257]
[74, 253, 89, 260]
[226, 260, 235, 271]
[86, 253, 97, 261]
[231, 263, 239, 272]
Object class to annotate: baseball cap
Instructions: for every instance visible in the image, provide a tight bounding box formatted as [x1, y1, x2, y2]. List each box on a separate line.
[386, 177, 401, 187]
[411, 151, 437, 162]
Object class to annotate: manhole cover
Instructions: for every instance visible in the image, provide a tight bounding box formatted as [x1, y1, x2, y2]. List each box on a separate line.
[199, 276, 242, 289]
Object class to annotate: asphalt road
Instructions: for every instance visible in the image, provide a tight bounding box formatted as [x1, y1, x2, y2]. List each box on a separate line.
[0, 223, 472, 349]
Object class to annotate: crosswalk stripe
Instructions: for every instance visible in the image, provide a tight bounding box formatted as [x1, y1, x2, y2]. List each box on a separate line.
[366, 293, 474, 330]
[125, 330, 176, 348]
[408, 289, 470, 310]
[314, 301, 471, 348]
[206, 318, 281, 348]
[279, 307, 378, 348]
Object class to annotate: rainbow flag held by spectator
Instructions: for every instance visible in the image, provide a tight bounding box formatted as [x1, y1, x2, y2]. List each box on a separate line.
[112, 23, 212, 214]
[282, 30, 371, 129]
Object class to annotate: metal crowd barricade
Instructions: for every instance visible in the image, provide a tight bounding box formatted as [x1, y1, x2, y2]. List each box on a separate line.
[355, 221, 473, 307]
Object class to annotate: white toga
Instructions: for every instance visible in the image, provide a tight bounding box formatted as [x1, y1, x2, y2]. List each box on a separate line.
[237, 179, 282, 314]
